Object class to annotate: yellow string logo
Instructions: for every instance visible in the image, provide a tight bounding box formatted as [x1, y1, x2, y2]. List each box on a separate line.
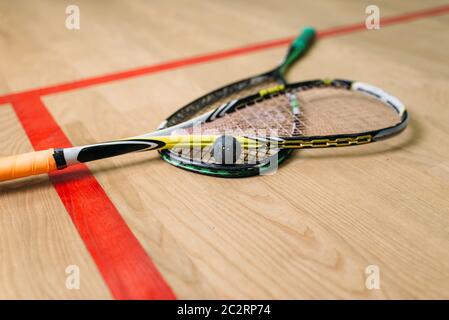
[259, 85, 285, 97]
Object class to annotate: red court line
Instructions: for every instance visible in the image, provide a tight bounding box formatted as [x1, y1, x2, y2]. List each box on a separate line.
[11, 94, 176, 300]
[1, 4, 448, 104]
[2, 4, 448, 299]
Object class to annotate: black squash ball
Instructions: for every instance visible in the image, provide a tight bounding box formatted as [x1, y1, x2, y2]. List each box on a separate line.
[211, 135, 242, 165]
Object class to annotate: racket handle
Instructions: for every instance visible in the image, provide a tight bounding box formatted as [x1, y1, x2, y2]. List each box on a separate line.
[281, 27, 316, 72]
[291, 26, 316, 52]
[0, 149, 58, 182]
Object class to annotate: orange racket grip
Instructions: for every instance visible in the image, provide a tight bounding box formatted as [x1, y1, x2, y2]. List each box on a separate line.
[0, 149, 58, 182]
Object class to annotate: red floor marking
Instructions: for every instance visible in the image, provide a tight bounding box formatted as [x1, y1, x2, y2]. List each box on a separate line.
[1, 4, 448, 299]
[0, 4, 448, 105]
[11, 94, 176, 300]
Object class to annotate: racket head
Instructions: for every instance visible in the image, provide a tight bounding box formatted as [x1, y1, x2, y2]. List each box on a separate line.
[159, 72, 292, 177]
[158, 28, 316, 177]
[199, 79, 407, 140]
[159, 79, 407, 175]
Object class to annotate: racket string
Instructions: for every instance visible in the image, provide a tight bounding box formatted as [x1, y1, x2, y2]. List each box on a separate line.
[295, 88, 400, 136]
[166, 85, 402, 165]
[166, 78, 285, 165]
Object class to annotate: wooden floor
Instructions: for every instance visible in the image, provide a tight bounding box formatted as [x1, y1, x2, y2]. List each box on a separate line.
[0, 0, 449, 299]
